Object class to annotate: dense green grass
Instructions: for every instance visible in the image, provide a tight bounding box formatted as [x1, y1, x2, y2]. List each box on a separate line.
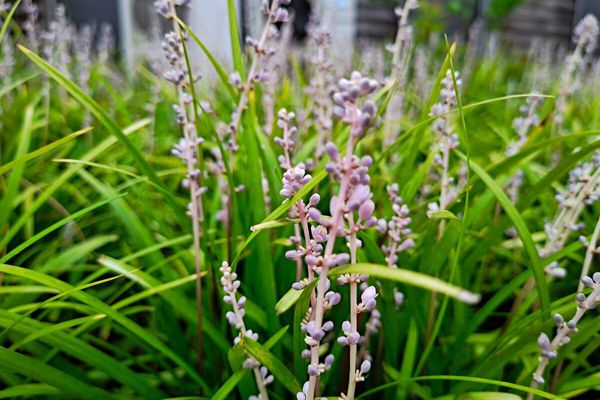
[1, 2, 600, 399]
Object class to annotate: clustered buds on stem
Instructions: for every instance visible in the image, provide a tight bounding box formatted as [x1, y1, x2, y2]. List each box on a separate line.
[541, 151, 600, 277]
[528, 214, 600, 399]
[299, 71, 379, 400]
[427, 70, 462, 237]
[505, 95, 543, 209]
[219, 262, 272, 399]
[383, 0, 419, 145]
[556, 14, 599, 129]
[305, 26, 335, 158]
[22, 0, 39, 53]
[226, 0, 291, 150]
[156, 0, 208, 378]
[378, 183, 414, 268]
[528, 272, 600, 398]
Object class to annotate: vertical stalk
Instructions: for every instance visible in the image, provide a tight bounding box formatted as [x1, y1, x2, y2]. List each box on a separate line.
[578, 216, 600, 291]
[168, 0, 204, 377]
[307, 135, 355, 400]
[346, 281, 358, 399]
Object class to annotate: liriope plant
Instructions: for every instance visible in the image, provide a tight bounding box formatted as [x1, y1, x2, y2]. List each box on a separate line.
[0, 1, 599, 400]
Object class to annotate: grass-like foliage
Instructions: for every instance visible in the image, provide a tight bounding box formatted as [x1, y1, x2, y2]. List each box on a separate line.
[0, 1, 599, 399]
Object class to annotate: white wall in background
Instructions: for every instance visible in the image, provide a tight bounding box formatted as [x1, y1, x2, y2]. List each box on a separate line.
[317, 0, 357, 70]
[189, 0, 239, 79]
[117, 0, 240, 79]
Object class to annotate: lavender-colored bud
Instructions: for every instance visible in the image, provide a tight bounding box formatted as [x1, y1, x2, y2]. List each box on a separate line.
[593, 272, 600, 283]
[582, 276, 594, 288]
[359, 200, 375, 221]
[325, 354, 335, 367]
[361, 155, 373, 167]
[273, 7, 288, 22]
[285, 250, 300, 260]
[292, 282, 304, 290]
[348, 185, 371, 210]
[547, 266, 566, 278]
[363, 299, 377, 311]
[362, 101, 377, 117]
[305, 255, 318, 267]
[229, 71, 241, 86]
[360, 360, 372, 374]
[342, 320, 351, 333]
[361, 286, 377, 304]
[307, 364, 319, 376]
[347, 332, 361, 344]
[309, 193, 321, 206]
[308, 208, 322, 222]
[365, 217, 378, 228]
[302, 349, 311, 359]
[333, 105, 345, 119]
[325, 142, 339, 160]
[311, 225, 328, 242]
[335, 253, 350, 266]
[326, 292, 341, 306]
[537, 332, 551, 351]
[243, 357, 260, 369]
[394, 290, 405, 307]
[322, 321, 334, 331]
[337, 336, 349, 346]
[398, 238, 415, 252]
[553, 313, 564, 326]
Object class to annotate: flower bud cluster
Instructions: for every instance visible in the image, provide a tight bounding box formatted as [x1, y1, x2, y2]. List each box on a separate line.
[531, 273, 600, 387]
[332, 72, 379, 138]
[156, 0, 207, 223]
[430, 70, 461, 155]
[556, 14, 599, 128]
[378, 183, 414, 267]
[301, 72, 380, 399]
[505, 95, 543, 231]
[506, 95, 543, 157]
[22, 0, 39, 53]
[219, 262, 273, 396]
[541, 151, 600, 271]
[427, 70, 462, 223]
[383, 0, 419, 145]
[573, 14, 599, 54]
[305, 26, 335, 158]
[226, 0, 291, 150]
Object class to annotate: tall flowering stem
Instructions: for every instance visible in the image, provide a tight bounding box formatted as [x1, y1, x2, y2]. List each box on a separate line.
[276, 109, 316, 282]
[155, 0, 206, 376]
[528, 231, 600, 399]
[541, 152, 600, 277]
[227, 0, 290, 149]
[300, 71, 378, 400]
[555, 14, 598, 134]
[219, 262, 273, 400]
[505, 95, 543, 207]
[428, 69, 461, 239]
[305, 26, 334, 159]
[578, 217, 600, 292]
[22, 0, 39, 53]
[383, 0, 419, 144]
